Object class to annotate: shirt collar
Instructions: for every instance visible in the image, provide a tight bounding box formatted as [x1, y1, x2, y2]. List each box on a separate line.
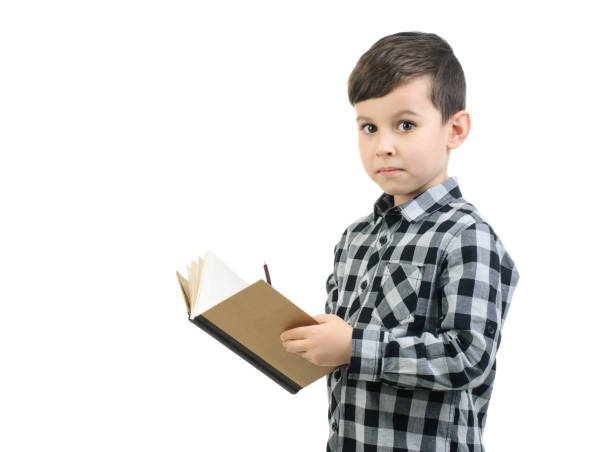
[373, 176, 463, 223]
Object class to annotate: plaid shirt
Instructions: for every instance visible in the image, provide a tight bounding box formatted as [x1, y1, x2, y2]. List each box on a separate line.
[324, 176, 519, 452]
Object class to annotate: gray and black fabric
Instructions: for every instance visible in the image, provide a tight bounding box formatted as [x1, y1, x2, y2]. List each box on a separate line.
[324, 176, 519, 452]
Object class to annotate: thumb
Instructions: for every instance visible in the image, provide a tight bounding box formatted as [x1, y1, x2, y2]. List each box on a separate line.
[313, 314, 331, 323]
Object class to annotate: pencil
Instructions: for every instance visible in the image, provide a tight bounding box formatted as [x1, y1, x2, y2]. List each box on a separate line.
[263, 261, 271, 285]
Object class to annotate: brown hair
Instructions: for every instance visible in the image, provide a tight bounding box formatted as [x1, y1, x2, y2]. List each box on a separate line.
[347, 31, 466, 125]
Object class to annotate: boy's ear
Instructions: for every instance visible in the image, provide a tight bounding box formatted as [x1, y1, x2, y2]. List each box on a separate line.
[446, 110, 471, 150]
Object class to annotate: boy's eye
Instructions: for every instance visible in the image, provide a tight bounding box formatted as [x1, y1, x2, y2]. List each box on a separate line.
[361, 123, 376, 134]
[359, 120, 415, 134]
[398, 120, 415, 132]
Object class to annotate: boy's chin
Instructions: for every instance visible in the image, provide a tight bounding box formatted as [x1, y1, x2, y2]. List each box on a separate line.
[374, 180, 411, 195]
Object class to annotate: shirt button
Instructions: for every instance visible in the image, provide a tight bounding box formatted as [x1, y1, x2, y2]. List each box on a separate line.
[334, 369, 341, 379]
[487, 325, 495, 335]
[379, 236, 387, 245]
[332, 420, 338, 432]
[360, 280, 368, 290]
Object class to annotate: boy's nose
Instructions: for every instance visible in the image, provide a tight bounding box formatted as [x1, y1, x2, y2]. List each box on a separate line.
[374, 130, 398, 153]
[376, 147, 396, 157]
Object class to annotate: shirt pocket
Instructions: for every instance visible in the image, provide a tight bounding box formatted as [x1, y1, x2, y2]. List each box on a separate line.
[372, 261, 423, 329]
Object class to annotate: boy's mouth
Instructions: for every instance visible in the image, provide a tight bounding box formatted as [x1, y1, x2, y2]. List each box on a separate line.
[378, 167, 404, 175]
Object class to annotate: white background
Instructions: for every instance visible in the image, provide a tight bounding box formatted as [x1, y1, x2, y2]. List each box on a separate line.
[1, 1, 610, 451]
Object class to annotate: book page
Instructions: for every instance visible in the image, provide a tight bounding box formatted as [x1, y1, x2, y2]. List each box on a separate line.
[191, 250, 248, 319]
[188, 259, 198, 304]
[175, 271, 192, 314]
[194, 255, 206, 308]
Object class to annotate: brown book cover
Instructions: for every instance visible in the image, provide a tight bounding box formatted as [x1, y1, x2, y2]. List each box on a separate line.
[176, 253, 338, 394]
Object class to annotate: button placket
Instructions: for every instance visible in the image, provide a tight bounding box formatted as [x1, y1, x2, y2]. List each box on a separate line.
[377, 217, 391, 249]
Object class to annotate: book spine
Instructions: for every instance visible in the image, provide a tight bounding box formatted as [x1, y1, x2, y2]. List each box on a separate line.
[189, 315, 302, 394]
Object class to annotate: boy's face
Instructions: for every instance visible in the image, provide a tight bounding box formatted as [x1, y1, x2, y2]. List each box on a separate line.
[355, 74, 470, 207]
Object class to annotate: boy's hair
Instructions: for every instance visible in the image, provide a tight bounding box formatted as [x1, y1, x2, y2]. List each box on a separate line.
[348, 31, 466, 125]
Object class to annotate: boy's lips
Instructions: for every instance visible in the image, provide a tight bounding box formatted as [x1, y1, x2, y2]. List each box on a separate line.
[378, 167, 404, 175]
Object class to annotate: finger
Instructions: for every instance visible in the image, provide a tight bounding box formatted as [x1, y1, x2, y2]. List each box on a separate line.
[280, 326, 313, 341]
[283, 338, 309, 353]
[313, 314, 330, 323]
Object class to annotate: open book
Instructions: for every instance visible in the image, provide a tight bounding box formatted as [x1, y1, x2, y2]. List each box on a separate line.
[176, 250, 338, 394]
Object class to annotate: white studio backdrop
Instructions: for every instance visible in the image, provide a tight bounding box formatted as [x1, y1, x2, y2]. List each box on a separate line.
[1, 1, 610, 451]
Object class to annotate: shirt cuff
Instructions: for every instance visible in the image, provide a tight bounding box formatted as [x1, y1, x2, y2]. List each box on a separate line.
[347, 327, 387, 382]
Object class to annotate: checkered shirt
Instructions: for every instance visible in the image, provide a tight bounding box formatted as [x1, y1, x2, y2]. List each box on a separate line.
[324, 176, 520, 452]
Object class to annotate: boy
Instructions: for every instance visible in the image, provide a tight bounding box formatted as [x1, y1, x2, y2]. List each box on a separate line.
[280, 31, 519, 452]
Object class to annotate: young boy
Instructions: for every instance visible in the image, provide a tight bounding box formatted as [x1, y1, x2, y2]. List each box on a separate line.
[280, 31, 519, 452]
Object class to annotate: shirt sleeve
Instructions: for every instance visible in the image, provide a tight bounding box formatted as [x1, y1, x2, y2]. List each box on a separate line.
[324, 271, 338, 315]
[346, 221, 520, 391]
[324, 228, 348, 315]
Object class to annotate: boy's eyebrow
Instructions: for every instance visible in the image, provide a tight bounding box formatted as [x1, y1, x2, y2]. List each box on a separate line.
[356, 109, 421, 122]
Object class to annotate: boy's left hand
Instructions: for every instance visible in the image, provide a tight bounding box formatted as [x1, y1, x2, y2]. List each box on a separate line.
[280, 314, 353, 367]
